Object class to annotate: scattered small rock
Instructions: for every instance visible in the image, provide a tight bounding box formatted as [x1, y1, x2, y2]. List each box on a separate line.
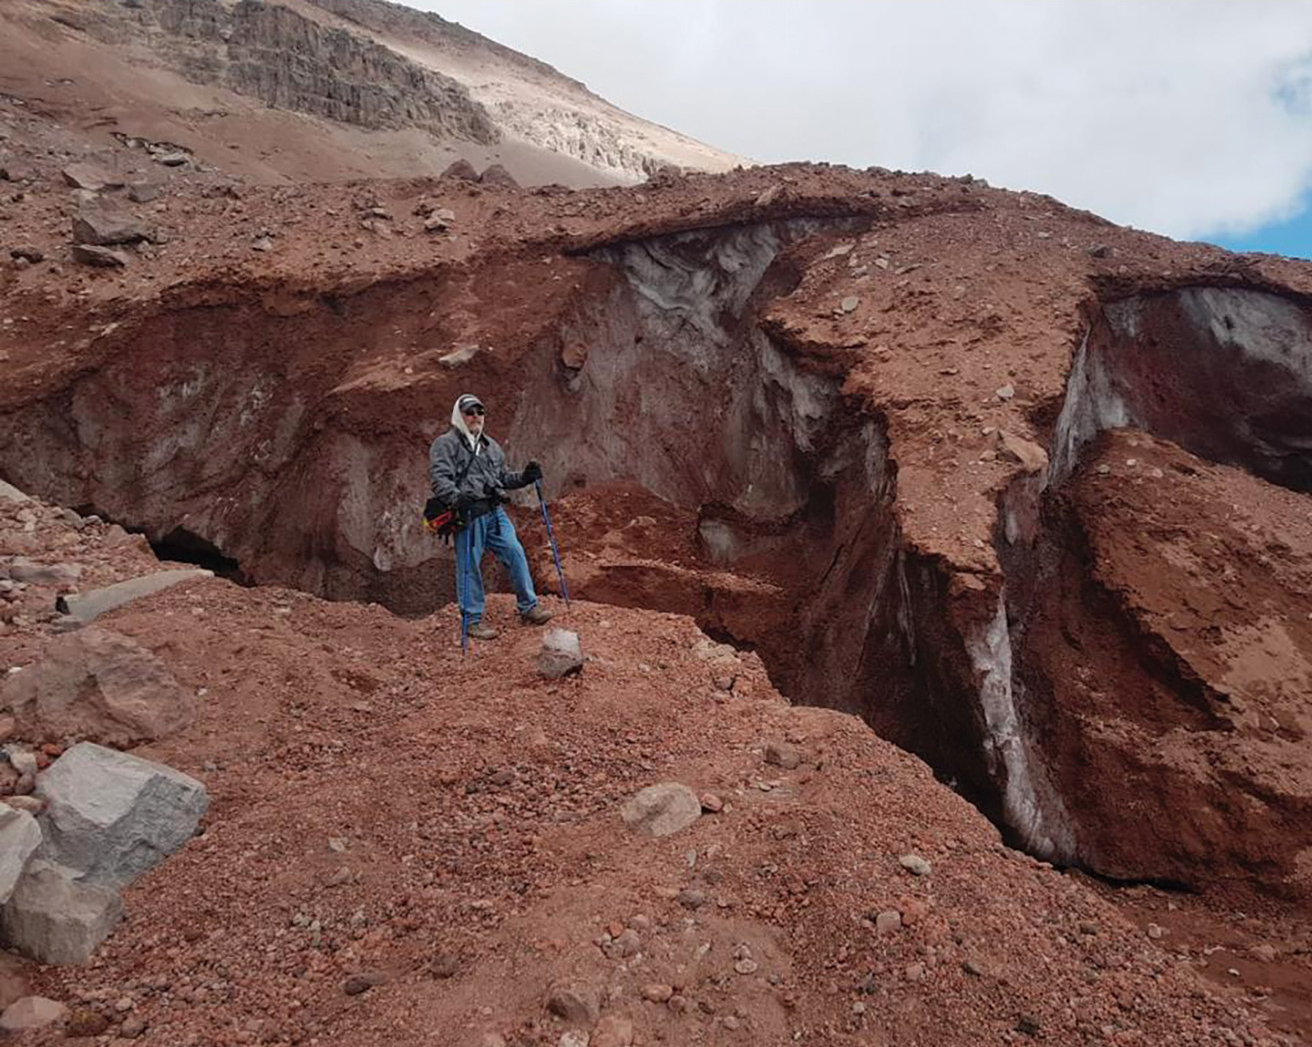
[546, 984, 598, 1025]
[592, 1015, 634, 1047]
[839, 295, 859, 314]
[0, 996, 69, 1031]
[72, 206, 151, 246]
[614, 928, 641, 956]
[61, 164, 122, 191]
[677, 888, 705, 910]
[621, 783, 701, 837]
[9, 246, 43, 263]
[65, 1012, 111, 1039]
[875, 910, 901, 934]
[641, 983, 674, 1003]
[424, 208, 457, 233]
[439, 344, 479, 368]
[995, 431, 1049, 473]
[538, 629, 583, 679]
[342, 971, 385, 996]
[72, 244, 129, 268]
[995, 384, 1016, 402]
[899, 853, 932, 876]
[430, 952, 461, 979]
[764, 742, 800, 770]
[699, 793, 723, 813]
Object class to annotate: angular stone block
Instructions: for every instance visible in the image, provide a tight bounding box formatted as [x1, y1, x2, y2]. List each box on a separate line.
[36, 742, 208, 887]
[0, 862, 123, 964]
[55, 569, 212, 627]
[72, 205, 151, 246]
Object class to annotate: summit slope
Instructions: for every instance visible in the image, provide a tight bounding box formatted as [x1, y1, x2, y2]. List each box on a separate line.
[0, 0, 745, 188]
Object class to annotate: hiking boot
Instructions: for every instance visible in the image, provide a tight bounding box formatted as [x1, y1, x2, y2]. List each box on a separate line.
[467, 622, 500, 640]
[520, 605, 554, 626]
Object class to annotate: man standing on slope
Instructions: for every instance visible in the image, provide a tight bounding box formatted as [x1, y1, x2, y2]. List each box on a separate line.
[429, 393, 554, 640]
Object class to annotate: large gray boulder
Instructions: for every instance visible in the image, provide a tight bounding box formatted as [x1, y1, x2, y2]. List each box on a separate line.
[1, 627, 196, 747]
[0, 861, 122, 964]
[0, 803, 41, 904]
[36, 742, 208, 887]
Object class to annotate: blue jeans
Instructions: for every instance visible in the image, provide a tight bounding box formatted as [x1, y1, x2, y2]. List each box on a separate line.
[454, 507, 538, 625]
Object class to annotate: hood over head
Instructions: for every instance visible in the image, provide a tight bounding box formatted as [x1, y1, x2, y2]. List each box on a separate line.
[451, 393, 485, 451]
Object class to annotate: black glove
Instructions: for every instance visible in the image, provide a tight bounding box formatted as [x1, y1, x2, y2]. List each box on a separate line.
[522, 460, 543, 484]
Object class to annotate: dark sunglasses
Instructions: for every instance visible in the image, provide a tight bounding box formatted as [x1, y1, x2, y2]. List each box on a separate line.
[462, 406, 485, 416]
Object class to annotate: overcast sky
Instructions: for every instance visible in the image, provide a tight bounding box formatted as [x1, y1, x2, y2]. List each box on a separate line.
[409, 0, 1312, 257]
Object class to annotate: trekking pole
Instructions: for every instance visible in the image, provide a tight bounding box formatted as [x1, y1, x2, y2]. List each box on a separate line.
[454, 527, 469, 657]
[534, 479, 570, 608]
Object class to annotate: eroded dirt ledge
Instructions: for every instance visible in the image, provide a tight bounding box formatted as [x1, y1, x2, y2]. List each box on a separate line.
[4, 163, 1312, 909]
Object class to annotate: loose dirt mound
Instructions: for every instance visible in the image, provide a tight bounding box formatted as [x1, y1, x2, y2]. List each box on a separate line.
[0, 496, 1293, 1046]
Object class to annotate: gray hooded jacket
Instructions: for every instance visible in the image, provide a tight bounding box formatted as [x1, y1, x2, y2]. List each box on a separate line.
[428, 396, 530, 513]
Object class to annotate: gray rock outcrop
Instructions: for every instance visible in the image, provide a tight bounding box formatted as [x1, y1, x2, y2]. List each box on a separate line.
[85, 0, 499, 144]
[36, 743, 208, 887]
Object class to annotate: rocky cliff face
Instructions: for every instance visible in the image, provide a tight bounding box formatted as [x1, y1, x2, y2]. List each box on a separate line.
[307, 0, 748, 181]
[93, 0, 501, 143]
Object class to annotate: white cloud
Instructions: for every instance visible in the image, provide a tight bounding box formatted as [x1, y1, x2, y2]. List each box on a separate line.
[407, 0, 1312, 239]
